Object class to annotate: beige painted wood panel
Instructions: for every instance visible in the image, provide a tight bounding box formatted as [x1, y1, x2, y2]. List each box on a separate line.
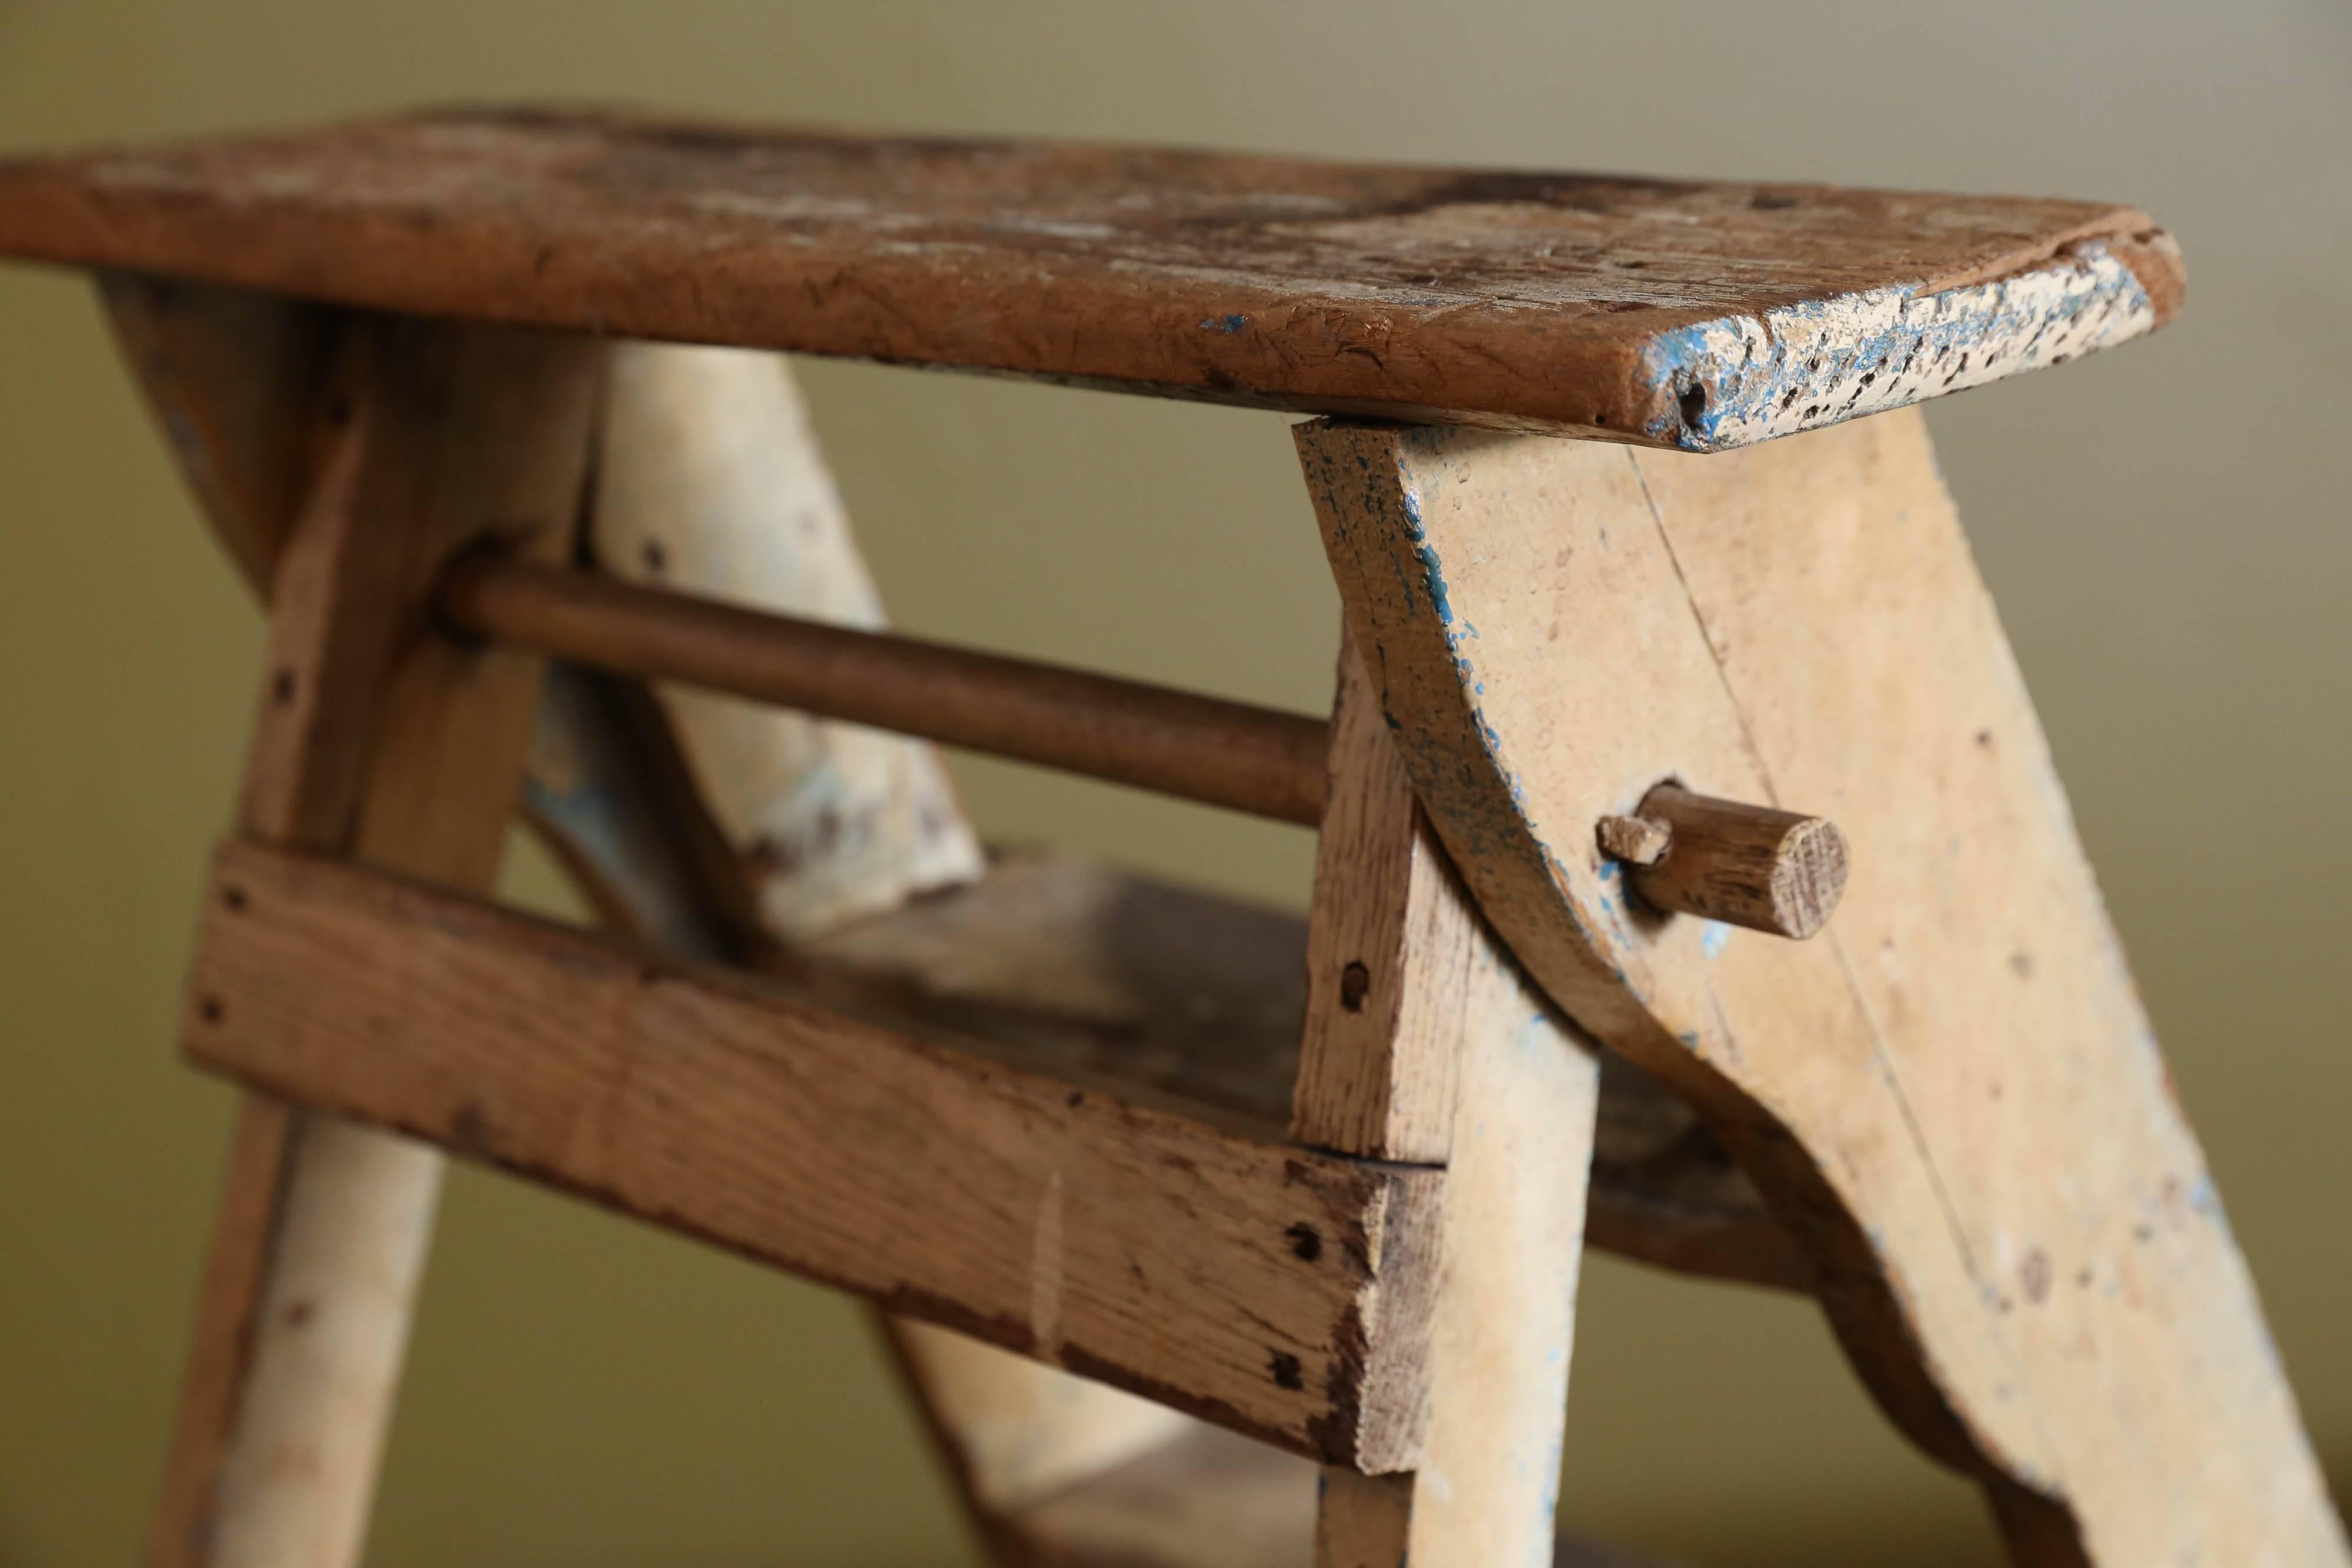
[1299, 409, 2345, 1566]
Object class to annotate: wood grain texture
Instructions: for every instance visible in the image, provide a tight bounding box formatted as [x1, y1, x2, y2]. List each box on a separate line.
[786, 847, 1796, 1296]
[1611, 785, 1849, 940]
[590, 342, 986, 937]
[1299, 410, 2347, 1567]
[1298, 630, 1598, 1567]
[1291, 636, 1475, 1162]
[1, 109, 2181, 446]
[185, 840, 1443, 1469]
[1315, 941, 1601, 1568]
[92, 276, 710, 950]
[519, 346, 1743, 1559]
[151, 319, 606, 1568]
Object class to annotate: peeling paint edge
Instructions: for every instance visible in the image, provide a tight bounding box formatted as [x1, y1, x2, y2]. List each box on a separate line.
[1638, 235, 2166, 452]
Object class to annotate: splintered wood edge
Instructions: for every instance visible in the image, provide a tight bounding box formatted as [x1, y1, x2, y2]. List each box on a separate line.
[183, 840, 1440, 1469]
[1633, 231, 2179, 450]
[0, 134, 2183, 449]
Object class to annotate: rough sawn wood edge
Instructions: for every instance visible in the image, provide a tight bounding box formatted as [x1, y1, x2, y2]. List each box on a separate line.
[185, 839, 1445, 1471]
[0, 113, 2187, 448]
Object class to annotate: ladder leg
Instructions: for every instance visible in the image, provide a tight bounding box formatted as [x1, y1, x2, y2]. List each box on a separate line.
[1299, 411, 2348, 1568]
[1302, 638, 1601, 1568]
[138, 312, 606, 1567]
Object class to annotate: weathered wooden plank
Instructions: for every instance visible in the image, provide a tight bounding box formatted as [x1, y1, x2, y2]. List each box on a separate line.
[779, 847, 1796, 1295]
[151, 319, 602, 1568]
[1316, 942, 1601, 1568]
[0, 111, 2180, 446]
[1296, 624, 1599, 1566]
[1290, 635, 1474, 1162]
[92, 276, 717, 955]
[152, 319, 606, 1568]
[185, 840, 1443, 1469]
[1298, 410, 2346, 1566]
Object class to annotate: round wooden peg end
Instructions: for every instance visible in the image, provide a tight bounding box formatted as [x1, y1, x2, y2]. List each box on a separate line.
[1598, 785, 1849, 940]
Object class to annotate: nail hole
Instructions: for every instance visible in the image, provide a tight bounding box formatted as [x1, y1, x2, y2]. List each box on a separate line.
[1339, 961, 1371, 1013]
[223, 885, 248, 913]
[1268, 1351, 1304, 1390]
[1285, 1223, 1324, 1263]
[640, 540, 667, 575]
[272, 668, 298, 706]
[198, 995, 225, 1024]
[1678, 383, 1707, 430]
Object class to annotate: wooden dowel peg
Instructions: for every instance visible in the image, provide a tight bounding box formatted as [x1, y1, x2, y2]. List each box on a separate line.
[1597, 785, 1848, 940]
[439, 557, 1332, 827]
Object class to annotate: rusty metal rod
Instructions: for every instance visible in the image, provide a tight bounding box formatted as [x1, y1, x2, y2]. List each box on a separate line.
[440, 557, 1330, 826]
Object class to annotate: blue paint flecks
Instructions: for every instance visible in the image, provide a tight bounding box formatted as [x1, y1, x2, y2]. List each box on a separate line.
[1198, 313, 1249, 333]
[1632, 241, 2157, 450]
[1418, 543, 1454, 624]
[1702, 920, 1730, 959]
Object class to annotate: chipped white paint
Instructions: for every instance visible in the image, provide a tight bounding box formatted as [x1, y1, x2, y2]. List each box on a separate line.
[1644, 239, 2160, 450]
[594, 343, 984, 938]
[209, 1124, 442, 1568]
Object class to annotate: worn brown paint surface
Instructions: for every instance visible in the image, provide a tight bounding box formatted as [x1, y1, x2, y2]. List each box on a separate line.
[0, 109, 2179, 444]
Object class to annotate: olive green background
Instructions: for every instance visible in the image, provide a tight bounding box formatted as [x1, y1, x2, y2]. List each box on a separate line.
[1, 2, 2346, 1563]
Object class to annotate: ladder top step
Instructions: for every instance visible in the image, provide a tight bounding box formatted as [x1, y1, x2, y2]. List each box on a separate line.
[0, 109, 2182, 449]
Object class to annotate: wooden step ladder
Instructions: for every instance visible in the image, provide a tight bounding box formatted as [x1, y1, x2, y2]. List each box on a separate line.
[0, 109, 2334, 1568]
